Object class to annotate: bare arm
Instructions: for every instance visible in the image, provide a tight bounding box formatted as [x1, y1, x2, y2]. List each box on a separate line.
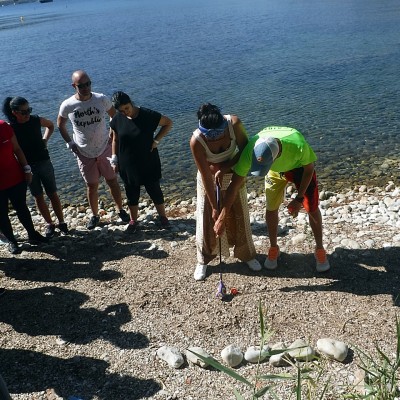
[57, 115, 72, 143]
[190, 136, 218, 215]
[40, 117, 54, 144]
[110, 128, 118, 155]
[11, 134, 32, 184]
[214, 173, 245, 236]
[218, 115, 249, 174]
[57, 114, 78, 153]
[213, 115, 249, 186]
[297, 162, 315, 197]
[151, 115, 173, 151]
[107, 106, 116, 119]
[287, 162, 315, 217]
[110, 128, 119, 173]
[107, 107, 116, 141]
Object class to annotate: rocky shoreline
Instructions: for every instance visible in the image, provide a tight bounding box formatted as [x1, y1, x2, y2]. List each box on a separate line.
[1, 181, 400, 399]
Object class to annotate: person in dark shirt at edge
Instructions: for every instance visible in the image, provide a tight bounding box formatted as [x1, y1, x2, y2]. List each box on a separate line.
[3, 96, 68, 238]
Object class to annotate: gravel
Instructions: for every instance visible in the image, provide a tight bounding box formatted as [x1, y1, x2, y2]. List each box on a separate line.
[1, 182, 400, 400]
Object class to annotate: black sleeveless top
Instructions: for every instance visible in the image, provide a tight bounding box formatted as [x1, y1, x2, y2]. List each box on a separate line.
[11, 115, 50, 164]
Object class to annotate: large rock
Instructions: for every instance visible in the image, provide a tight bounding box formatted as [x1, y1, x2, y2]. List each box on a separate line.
[317, 338, 348, 362]
[221, 344, 243, 367]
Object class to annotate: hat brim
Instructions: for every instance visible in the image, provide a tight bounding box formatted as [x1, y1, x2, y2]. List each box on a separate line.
[250, 152, 272, 177]
[249, 164, 271, 177]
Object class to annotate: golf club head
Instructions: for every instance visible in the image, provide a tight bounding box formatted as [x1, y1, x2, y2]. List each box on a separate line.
[216, 280, 227, 299]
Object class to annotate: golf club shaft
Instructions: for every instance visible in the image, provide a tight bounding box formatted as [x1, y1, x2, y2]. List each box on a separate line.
[216, 183, 222, 264]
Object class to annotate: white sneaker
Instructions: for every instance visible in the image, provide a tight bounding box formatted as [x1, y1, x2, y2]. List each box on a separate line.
[315, 249, 331, 272]
[246, 258, 262, 271]
[264, 246, 280, 270]
[194, 263, 207, 281]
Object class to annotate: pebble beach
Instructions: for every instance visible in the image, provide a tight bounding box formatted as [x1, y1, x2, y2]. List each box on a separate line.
[1, 180, 400, 399]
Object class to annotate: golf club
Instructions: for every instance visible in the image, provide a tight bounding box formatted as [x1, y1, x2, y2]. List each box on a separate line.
[215, 183, 227, 299]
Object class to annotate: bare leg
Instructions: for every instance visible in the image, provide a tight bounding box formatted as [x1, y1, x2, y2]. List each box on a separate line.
[265, 209, 279, 247]
[35, 194, 53, 225]
[87, 182, 99, 216]
[105, 178, 123, 211]
[128, 205, 139, 221]
[308, 208, 324, 249]
[155, 203, 167, 218]
[48, 192, 65, 223]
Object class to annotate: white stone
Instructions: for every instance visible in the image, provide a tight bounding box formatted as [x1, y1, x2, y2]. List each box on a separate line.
[156, 346, 184, 369]
[269, 342, 289, 367]
[186, 346, 211, 368]
[340, 238, 361, 249]
[221, 344, 243, 367]
[317, 338, 348, 362]
[244, 345, 270, 363]
[291, 233, 308, 245]
[363, 239, 375, 247]
[287, 339, 315, 361]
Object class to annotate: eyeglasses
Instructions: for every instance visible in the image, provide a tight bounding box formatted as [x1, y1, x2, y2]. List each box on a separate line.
[16, 107, 32, 116]
[76, 80, 91, 89]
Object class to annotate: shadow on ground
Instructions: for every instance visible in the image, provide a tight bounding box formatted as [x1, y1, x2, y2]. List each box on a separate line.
[0, 348, 161, 399]
[276, 246, 400, 305]
[0, 228, 169, 283]
[204, 246, 400, 305]
[0, 286, 147, 347]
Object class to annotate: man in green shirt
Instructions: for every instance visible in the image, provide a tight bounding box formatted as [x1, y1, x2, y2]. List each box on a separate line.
[214, 126, 330, 272]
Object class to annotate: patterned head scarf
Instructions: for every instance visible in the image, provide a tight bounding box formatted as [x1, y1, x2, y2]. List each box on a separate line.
[198, 119, 227, 140]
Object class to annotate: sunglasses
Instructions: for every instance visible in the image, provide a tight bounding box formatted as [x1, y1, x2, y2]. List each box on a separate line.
[76, 80, 91, 89]
[16, 107, 32, 116]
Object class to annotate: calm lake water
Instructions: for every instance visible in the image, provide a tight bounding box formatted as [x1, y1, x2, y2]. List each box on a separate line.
[1, 0, 399, 204]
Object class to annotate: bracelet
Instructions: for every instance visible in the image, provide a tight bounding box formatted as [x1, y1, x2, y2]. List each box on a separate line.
[66, 140, 75, 149]
[23, 165, 32, 174]
[294, 195, 304, 203]
[153, 139, 160, 144]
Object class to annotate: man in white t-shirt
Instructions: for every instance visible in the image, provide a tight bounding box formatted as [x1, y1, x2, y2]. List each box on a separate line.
[57, 70, 130, 229]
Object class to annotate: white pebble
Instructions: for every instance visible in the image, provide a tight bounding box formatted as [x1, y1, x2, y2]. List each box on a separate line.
[221, 344, 243, 367]
[287, 339, 315, 361]
[269, 342, 289, 367]
[156, 346, 184, 369]
[186, 346, 211, 368]
[244, 345, 270, 363]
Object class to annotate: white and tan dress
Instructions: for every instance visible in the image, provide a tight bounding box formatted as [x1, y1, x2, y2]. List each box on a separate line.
[193, 115, 256, 265]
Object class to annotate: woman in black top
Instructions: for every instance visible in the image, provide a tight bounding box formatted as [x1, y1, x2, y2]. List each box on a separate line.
[3, 97, 68, 237]
[110, 91, 173, 233]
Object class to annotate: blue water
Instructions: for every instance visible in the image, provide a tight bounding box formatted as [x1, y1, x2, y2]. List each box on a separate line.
[1, 0, 399, 204]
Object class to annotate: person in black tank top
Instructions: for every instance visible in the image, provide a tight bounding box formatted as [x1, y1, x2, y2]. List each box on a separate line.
[3, 96, 69, 238]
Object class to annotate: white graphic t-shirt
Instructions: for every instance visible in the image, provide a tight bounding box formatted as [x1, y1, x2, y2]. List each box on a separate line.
[59, 92, 112, 158]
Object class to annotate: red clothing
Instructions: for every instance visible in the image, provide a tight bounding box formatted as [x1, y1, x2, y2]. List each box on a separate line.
[0, 120, 24, 190]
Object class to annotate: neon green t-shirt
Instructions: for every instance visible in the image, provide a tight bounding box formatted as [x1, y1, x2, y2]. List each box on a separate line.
[233, 126, 317, 177]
